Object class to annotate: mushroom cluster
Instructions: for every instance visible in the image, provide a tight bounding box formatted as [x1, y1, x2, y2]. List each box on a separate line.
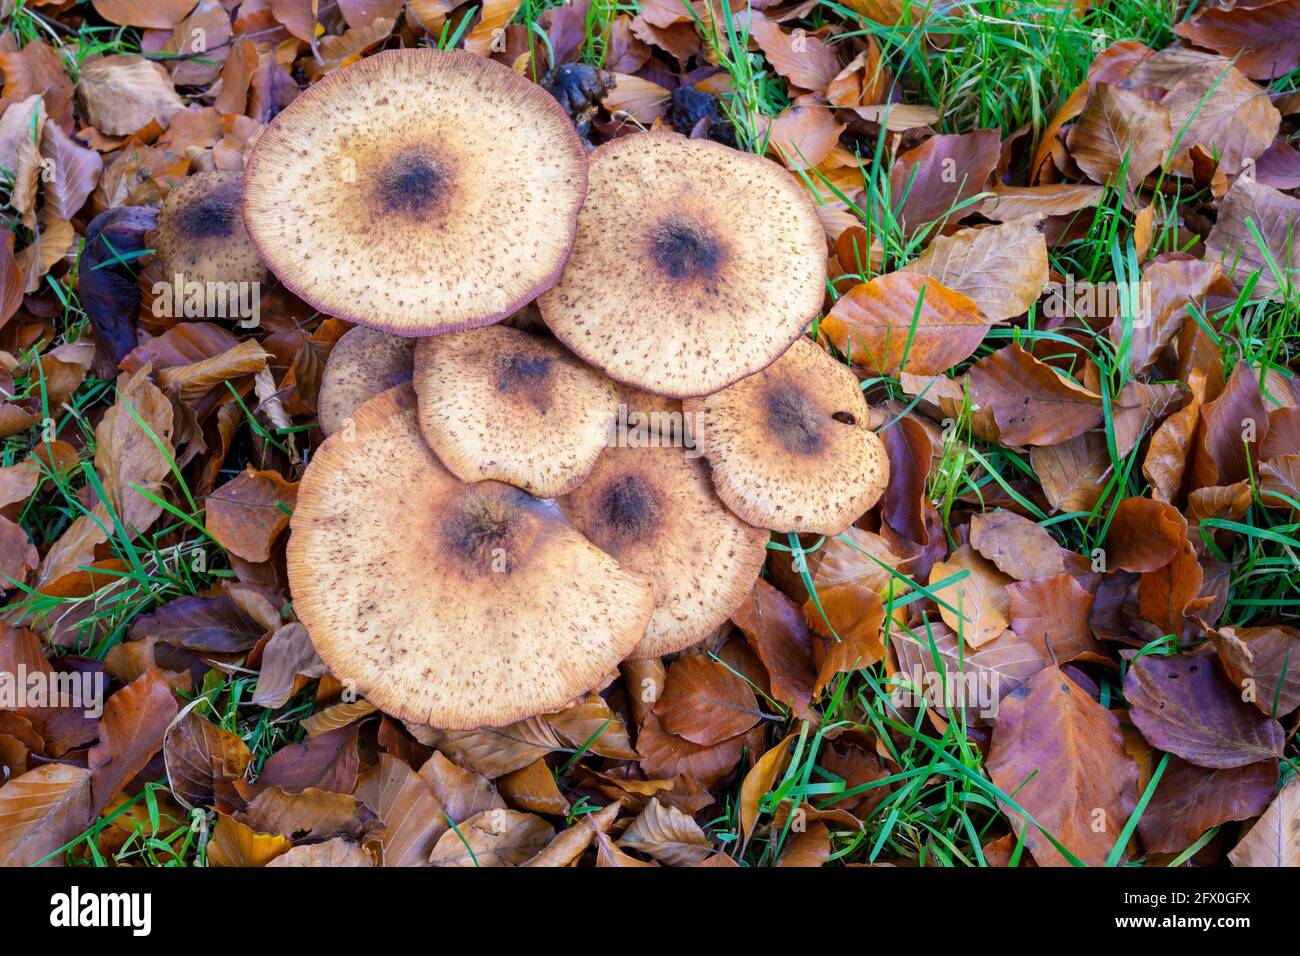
[238, 48, 890, 730]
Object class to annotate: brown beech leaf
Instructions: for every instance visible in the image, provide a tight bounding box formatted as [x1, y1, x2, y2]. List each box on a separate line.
[969, 510, 1064, 581]
[78, 55, 185, 136]
[429, 808, 554, 867]
[977, 184, 1105, 221]
[1144, 369, 1206, 501]
[0, 763, 92, 866]
[635, 711, 747, 787]
[1124, 653, 1285, 769]
[617, 797, 711, 866]
[88, 667, 178, 813]
[1128, 48, 1279, 178]
[156, 341, 272, 404]
[1187, 481, 1253, 527]
[807, 585, 885, 694]
[744, 17, 841, 95]
[1138, 757, 1277, 856]
[1214, 624, 1300, 717]
[164, 710, 253, 810]
[267, 838, 374, 867]
[596, 827, 659, 866]
[1118, 258, 1223, 376]
[892, 621, 1044, 726]
[1192, 362, 1267, 488]
[545, 694, 637, 760]
[1104, 497, 1187, 572]
[761, 101, 845, 169]
[206, 813, 292, 867]
[1260, 455, 1300, 519]
[255, 724, 359, 795]
[929, 544, 1013, 649]
[739, 733, 796, 843]
[1205, 176, 1300, 299]
[1032, 432, 1110, 514]
[39, 122, 103, 220]
[731, 579, 816, 718]
[204, 466, 298, 564]
[821, 272, 990, 376]
[0, 515, 38, 588]
[417, 751, 504, 825]
[775, 820, 831, 867]
[130, 594, 265, 654]
[1112, 380, 1184, 458]
[968, 344, 1103, 446]
[1228, 776, 1300, 866]
[1007, 573, 1103, 665]
[354, 753, 447, 866]
[901, 217, 1048, 324]
[1174, 2, 1300, 79]
[1066, 83, 1172, 193]
[879, 415, 934, 542]
[498, 759, 570, 816]
[414, 718, 561, 779]
[97, 365, 175, 536]
[1137, 539, 1205, 637]
[654, 656, 761, 746]
[300, 700, 377, 737]
[986, 667, 1138, 867]
[92, 0, 198, 28]
[522, 801, 621, 868]
[889, 129, 1001, 236]
[238, 786, 374, 843]
[251, 623, 326, 709]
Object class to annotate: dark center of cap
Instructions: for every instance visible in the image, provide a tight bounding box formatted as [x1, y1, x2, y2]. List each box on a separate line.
[182, 182, 240, 239]
[765, 385, 824, 454]
[440, 485, 532, 575]
[596, 473, 662, 545]
[496, 353, 554, 414]
[649, 214, 722, 281]
[374, 147, 451, 221]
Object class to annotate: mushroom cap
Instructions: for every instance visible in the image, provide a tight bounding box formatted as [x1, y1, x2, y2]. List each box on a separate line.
[538, 131, 826, 397]
[413, 325, 620, 497]
[155, 170, 267, 289]
[560, 404, 770, 658]
[287, 383, 654, 729]
[242, 49, 588, 335]
[318, 326, 416, 437]
[683, 338, 889, 535]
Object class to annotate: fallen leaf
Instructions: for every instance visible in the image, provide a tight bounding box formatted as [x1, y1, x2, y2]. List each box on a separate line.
[1007, 573, 1103, 664]
[164, 710, 254, 811]
[969, 509, 1065, 581]
[1227, 776, 1299, 866]
[901, 217, 1048, 323]
[1138, 757, 1277, 855]
[1205, 176, 1300, 299]
[266, 838, 374, 866]
[654, 656, 761, 746]
[1104, 497, 1187, 572]
[88, 667, 178, 813]
[821, 272, 991, 375]
[987, 667, 1138, 866]
[968, 344, 1102, 446]
[0, 763, 92, 866]
[731, 579, 816, 717]
[1124, 653, 1285, 769]
[1066, 83, 1171, 194]
[206, 813, 292, 866]
[354, 753, 446, 866]
[928, 544, 1013, 649]
[429, 808, 554, 867]
[889, 129, 1000, 235]
[78, 55, 185, 136]
[498, 759, 570, 816]
[1214, 624, 1300, 717]
[617, 797, 711, 866]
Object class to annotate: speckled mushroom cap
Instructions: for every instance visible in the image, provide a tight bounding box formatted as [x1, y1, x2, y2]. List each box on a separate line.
[683, 338, 889, 535]
[538, 131, 826, 397]
[413, 325, 619, 497]
[242, 49, 588, 335]
[155, 170, 266, 289]
[286, 383, 654, 729]
[318, 326, 416, 437]
[560, 401, 769, 658]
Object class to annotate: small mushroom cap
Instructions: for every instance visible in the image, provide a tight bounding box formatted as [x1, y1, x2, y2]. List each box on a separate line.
[684, 338, 889, 535]
[318, 326, 416, 437]
[243, 49, 588, 335]
[287, 383, 654, 729]
[413, 325, 620, 497]
[539, 131, 826, 397]
[560, 415, 770, 658]
[155, 170, 267, 289]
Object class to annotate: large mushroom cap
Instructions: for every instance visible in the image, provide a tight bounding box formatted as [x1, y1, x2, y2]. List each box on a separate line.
[318, 326, 416, 437]
[684, 338, 889, 535]
[243, 49, 588, 335]
[560, 404, 769, 658]
[287, 384, 653, 728]
[156, 170, 267, 289]
[413, 325, 619, 497]
[539, 131, 826, 397]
